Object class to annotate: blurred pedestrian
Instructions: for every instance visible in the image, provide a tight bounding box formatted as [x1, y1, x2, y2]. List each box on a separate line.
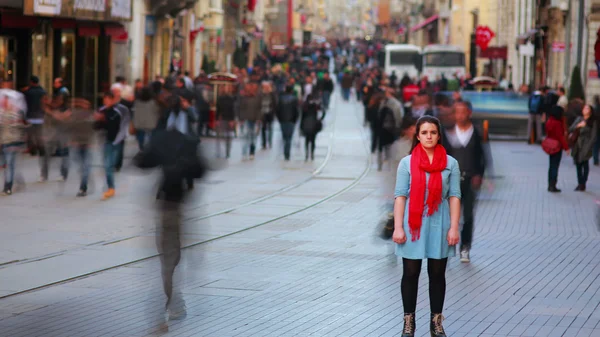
[95, 91, 122, 200]
[544, 106, 569, 193]
[215, 84, 237, 159]
[276, 84, 300, 161]
[569, 104, 597, 191]
[132, 86, 161, 151]
[0, 92, 27, 195]
[238, 81, 262, 160]
[300, 90, 324, 161]
[134, 127, 207, 322]
[442, 101, 490, 263]
[260, 81, 277, 149]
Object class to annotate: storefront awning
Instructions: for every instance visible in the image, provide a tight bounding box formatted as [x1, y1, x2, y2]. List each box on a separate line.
[78, 24, 101, 37]
[410, 14, 439, 32]
[0, 11, 39, 29]
[52, 19, 77, 29]
[105, 24, 128, 41]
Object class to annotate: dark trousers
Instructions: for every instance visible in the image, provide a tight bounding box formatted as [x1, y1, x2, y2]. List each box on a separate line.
[460, 178, 478, 250]
[157, 199, 183, 309]
[261, 119, 273, 149]
[575, 160, 590, 185]
[27, 125, 44, 156]
[548, 151, 562, 184]
[280, 122, 295, 160]
[304, 133, 316, 160]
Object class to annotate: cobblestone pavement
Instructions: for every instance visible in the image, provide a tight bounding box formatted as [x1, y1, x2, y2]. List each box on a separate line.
[1, 97, 600, 336]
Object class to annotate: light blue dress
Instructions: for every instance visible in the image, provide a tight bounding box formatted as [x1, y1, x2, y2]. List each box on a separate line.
[394, 155, 462, 260]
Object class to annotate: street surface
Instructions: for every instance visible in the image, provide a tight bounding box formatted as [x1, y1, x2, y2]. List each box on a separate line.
[1, 93, 600, 337]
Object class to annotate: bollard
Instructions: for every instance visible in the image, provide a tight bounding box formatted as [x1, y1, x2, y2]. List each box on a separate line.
[483, 120, 489, 143]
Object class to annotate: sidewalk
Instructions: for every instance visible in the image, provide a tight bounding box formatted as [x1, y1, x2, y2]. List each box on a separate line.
[1, 113, 600, 336]
[0, 90, 370, 298]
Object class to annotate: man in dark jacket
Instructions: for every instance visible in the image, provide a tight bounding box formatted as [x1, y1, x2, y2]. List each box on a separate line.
[23, 76, 46, 156]
[276, 84, 300, 161]
[442, 101, 492, 263]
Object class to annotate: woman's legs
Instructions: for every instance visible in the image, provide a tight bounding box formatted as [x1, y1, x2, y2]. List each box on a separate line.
[429, 258, 449, 336]
[427, 258, 448, 314]
[401, 258, 422, 314]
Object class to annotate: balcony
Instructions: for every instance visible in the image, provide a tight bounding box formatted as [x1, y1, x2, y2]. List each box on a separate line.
[149, 0, 197, 17]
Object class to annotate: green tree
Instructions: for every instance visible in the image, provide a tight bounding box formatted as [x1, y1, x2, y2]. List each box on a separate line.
[568, 65, 585, 101]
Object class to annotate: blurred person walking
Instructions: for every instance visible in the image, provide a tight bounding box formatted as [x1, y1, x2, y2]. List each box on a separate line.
[67, 98, 96, 197]
[215, 85, 237, 159]
[442, 101, 490, 263]
[260, 81, 277, 149]
[569, 104, 598, 191]
[0, 92, 27, 195]
[543, 106, 569, 193]
[23, 76, 46, 156]
[134, 126, 207, 322]
[132, 86, 161, 151]
[276, 84, 301, 161]
[393, 116, 461, 337]
[300, 90, 324, 161]
[238, 81, 262, 160]
[94, 91, 122, 200]
[40, 77, 70, 182]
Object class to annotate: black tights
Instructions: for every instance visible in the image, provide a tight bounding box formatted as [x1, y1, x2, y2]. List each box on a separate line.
[401, 258, 448, 314]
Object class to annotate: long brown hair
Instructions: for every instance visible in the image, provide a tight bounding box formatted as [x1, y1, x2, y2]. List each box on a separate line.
[410, 115, 443, 153]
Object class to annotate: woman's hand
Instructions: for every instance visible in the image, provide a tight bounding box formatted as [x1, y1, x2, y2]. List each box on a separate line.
[577, 121, 586, 128]
[447, 227, 460, 246]
[393, 229, 407, 244]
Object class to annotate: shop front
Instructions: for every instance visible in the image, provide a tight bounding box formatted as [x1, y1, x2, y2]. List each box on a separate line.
[21, 0, 132, 108]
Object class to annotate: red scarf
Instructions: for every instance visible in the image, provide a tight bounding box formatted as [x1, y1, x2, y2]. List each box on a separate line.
[408, 144, 448, 241]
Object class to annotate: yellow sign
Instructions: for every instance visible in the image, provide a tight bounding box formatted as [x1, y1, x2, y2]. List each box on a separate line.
[23, 0, 132, 21]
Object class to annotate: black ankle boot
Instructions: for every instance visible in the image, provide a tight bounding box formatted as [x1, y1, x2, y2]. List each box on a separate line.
[575, 184, 585, 191]
[430, 313, 446, 337]
[402, 313, 415, 337]
[548, 183, 561, 193]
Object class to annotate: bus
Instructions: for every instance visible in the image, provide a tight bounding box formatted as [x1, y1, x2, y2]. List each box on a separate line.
[421, 44, 467, 82]
[384, 44, 422, 79]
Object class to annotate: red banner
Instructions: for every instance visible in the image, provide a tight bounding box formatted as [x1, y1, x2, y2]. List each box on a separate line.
[475, 26, 495, 51]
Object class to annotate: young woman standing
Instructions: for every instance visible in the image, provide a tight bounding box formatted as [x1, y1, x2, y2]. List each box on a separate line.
[393, 116, 462, 337]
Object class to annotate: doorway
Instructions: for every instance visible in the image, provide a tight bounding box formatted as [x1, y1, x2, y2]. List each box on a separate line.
[0, 37, 17, 89]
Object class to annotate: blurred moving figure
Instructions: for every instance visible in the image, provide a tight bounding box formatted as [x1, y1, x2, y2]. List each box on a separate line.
[442, 101, 492, 263]
[134, 127, 207, 321]
[0, 90, 28, 195]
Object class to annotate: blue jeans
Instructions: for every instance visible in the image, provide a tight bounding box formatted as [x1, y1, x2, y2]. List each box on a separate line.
[342, 88, 350, 101]
[103, 143, 118, 189]
[135, 130, 151, 151]
[74, 145, 91, 191]
[2, 146, 18, 189]
[593, 136, 600, 165]
[322, 91, 331, 110]
[241, 120, 258, 157]
[280, 122, 295, 160]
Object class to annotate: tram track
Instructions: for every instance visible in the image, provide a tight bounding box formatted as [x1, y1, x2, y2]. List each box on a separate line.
[0, 92, 372, 300]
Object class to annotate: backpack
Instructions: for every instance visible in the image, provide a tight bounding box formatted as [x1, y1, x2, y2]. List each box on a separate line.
[381, 106, 396, 134]
[530, 95, 542, 114]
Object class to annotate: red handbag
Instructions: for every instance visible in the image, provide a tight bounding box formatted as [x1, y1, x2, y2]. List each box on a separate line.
[542, 137, 561, 155]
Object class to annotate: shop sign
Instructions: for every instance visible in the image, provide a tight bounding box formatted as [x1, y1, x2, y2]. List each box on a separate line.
[552, 42, 566, 52]
[34, 0, 62, 16]
[24, 0, 132, 21]
[145, 15, 157, 36]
